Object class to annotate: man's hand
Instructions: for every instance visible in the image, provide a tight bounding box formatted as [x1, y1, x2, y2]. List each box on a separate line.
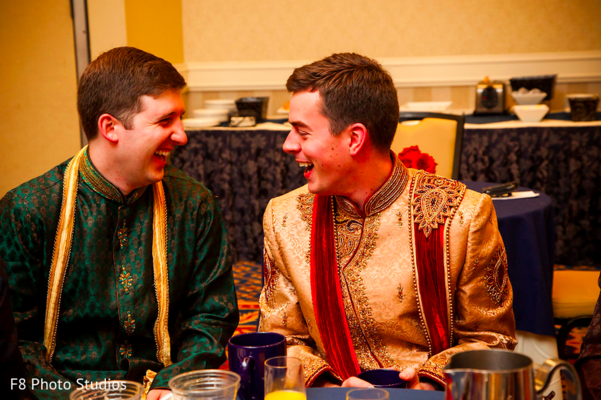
[399, 368, 436, 391]
[313, 374, 374, 387]
[147, 388, 172, 400]
[341, 377, 374, 388]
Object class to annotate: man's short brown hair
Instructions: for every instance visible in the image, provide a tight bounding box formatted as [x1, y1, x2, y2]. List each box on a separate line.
[77, 47, 186, 140]
[286, 53, 399, 152]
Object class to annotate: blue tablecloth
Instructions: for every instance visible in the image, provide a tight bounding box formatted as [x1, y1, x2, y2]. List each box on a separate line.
[460, 122, 601, 266]
[306, 388, 444, 400]
[465, 111, 601, 124]
[464, 181, 555, 336]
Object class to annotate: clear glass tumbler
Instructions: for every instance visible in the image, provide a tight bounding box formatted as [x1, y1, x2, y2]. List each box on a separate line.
[264, 356, 306, 400]
[168, 369, 240, 400]
[69, 380, 142, 400]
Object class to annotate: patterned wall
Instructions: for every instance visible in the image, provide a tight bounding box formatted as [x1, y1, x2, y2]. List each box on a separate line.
[182, 0, 601, 63]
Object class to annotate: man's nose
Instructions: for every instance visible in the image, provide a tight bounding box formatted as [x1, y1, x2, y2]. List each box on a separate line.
[171, 119, 188, 146]
[282, 131, 300, 154]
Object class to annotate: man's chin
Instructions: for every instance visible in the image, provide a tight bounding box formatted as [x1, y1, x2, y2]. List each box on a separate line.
[307, 183, 335, 196]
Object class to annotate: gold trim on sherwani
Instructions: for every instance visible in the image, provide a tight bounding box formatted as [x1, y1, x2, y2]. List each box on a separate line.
[259, 156, 517, 388]
[43, 147, 173, 367]
[44, 147, 87, 360]
[152, 182, 172, 367]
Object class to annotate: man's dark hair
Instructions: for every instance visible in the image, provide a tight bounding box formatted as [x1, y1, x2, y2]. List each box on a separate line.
[77, 47, 186, 140]
[286, 53, 399, 152]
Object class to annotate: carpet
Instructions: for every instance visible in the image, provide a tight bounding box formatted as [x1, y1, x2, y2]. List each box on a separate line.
[232, 261, 262, 335]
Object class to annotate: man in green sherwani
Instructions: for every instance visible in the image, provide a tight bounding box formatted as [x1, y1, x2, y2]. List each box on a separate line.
[0, 47, 239, 400]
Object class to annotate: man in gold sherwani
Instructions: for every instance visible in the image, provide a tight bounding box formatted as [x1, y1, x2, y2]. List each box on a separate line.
[258, 53, 517, 390]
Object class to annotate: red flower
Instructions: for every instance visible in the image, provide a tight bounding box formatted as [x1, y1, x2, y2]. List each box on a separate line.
[398, 145, 437, 174]
[399, 145, 421, 168]
[417, 153, 437, 174]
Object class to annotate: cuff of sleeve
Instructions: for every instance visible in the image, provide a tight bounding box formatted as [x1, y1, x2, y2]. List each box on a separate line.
[306, 363, 341, 387]
[418, 363, 446, 390]
[420, 376, 445, 391]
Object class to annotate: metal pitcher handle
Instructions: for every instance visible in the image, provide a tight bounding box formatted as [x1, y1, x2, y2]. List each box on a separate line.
[534, 358, 582, 400]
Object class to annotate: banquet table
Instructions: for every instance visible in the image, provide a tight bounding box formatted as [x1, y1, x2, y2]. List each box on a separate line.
[460, 113, 601, 266]
[172, 113, 601, 267]
[463, 181, 555, 337]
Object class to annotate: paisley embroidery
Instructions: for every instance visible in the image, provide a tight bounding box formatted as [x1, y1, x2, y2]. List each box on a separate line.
[259, 248, 289, 318]
[412, 172, 465, 238]
[484, 246, 510, 306]
[333, 209, 363, 267]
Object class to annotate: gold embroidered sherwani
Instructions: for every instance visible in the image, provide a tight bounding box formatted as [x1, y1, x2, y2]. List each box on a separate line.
[259, 158, 517, 387]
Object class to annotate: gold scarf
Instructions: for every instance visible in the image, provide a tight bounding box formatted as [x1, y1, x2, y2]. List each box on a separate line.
[44, 146, 172, 367]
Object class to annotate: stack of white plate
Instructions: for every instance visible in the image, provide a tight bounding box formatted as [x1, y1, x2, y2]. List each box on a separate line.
[193, 108, 229, 123]
[204, 99, 237, 116]
[182, 118, 220, 129]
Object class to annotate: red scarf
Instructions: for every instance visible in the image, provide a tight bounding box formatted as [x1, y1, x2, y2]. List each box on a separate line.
[310, 195, 361, 380]
[414, 226, 450, 355]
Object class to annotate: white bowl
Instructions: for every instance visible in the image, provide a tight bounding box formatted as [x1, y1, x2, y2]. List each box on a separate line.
[400, 101, 452, 112]
[182, 118, 220, 129]
[193, 108, 230, 122]
[513, 104, 549, 122]
[512, 91, 547, 105]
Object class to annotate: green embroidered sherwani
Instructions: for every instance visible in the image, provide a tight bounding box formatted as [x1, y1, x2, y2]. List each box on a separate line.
[0, 153, 239, 399]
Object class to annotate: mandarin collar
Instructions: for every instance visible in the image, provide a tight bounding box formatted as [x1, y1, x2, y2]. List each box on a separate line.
[335, 153, 409, 218]
[79, 148, 147, 204]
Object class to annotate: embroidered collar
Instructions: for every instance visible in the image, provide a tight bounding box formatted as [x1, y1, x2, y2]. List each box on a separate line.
[79, 148, 146, 204]
[335, 154, 409, 218]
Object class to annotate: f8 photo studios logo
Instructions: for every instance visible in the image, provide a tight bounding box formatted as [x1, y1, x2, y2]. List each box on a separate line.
[11, 377, 127, 392]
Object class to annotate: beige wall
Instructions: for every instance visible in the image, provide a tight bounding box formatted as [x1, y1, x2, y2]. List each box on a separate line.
[88, 0, 128, 59]
[0, 0, 81, 197]
[181, 0, 601, 114]
[125, 0, 184, 64]
[182, 0, 601, 62]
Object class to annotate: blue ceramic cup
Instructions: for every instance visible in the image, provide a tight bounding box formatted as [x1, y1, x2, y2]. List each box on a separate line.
[227, 332, 286, 400]
[357, 369, 407, 388]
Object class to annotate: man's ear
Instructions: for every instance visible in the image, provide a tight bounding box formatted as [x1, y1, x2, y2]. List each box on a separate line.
[348, 123, 368, 156]
[98, 114, 120, 143]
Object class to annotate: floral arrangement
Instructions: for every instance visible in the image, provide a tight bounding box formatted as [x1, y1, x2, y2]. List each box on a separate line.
[398, 145, 437, 174]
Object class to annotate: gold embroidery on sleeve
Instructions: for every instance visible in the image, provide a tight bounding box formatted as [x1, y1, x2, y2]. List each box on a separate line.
[259, 250, 289, 318]
[484, 246, 510, 306]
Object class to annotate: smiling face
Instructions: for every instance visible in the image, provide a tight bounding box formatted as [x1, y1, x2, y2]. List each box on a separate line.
[283, 90, 354, 196]
[111, 88, 187, 193]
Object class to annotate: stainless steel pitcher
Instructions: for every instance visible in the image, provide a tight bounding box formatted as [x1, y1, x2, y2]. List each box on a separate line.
[443, 349, 581, 400]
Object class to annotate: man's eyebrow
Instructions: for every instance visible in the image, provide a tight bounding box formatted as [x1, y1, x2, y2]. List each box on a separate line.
[289, 120, 309, 129]
[156, 110, 184, 121]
